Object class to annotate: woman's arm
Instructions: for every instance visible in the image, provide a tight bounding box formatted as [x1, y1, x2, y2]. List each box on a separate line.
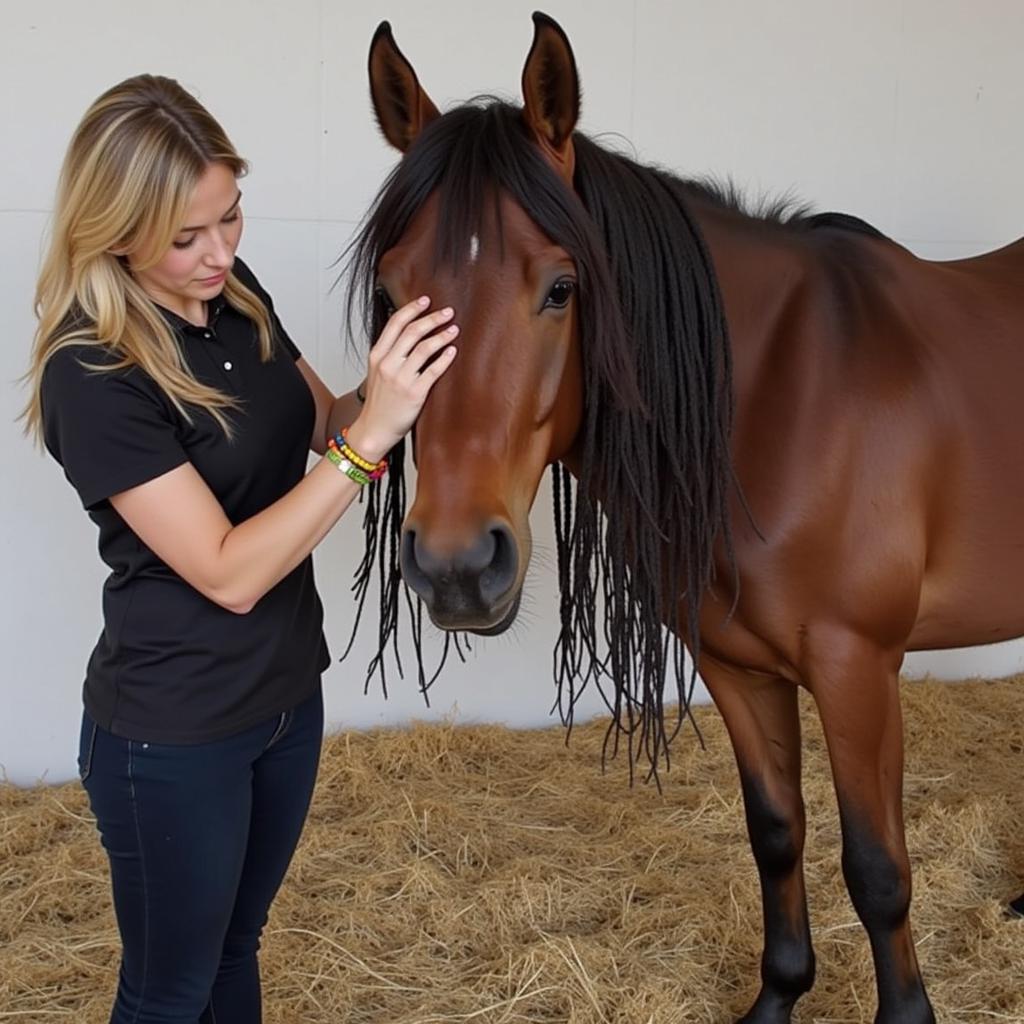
[110, 298, 458, 614]
[295, 361, 365, 456]
[111, 457, 361, 614]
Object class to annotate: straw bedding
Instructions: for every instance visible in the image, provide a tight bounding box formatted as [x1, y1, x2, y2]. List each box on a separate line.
[2, 676, 1022, 1022]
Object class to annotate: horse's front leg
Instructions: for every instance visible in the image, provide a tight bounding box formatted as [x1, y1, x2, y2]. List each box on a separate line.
[701, 657, 814, 1024]
[808, 634, 935, 1024]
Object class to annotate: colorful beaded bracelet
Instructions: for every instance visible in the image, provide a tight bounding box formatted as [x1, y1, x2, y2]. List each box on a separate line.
[324, 447, 371, 486]
[334, 431, 379, 473]
[328, 436, 369, 471]
[327, 437, 387, 481]
[332, 430, 388, 479]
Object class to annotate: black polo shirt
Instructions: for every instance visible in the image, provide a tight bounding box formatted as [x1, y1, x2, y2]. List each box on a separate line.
[41, 257, 330, 744]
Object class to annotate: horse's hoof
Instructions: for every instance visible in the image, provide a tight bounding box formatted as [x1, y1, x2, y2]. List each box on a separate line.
[736, 991, 796, 1024]
[1008, 893, 1024, 917]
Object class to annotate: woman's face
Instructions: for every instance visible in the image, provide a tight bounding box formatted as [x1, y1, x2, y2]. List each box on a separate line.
[130, 161, 243, 322]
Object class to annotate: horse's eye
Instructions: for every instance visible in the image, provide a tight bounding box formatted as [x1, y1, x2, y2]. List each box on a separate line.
[543, 278, 576, 310]
[374, 285, 397, 317]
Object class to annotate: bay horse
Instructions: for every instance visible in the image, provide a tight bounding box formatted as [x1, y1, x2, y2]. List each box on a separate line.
[345, 12, 1024, 1023]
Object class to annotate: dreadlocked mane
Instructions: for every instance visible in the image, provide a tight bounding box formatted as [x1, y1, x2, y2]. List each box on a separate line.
[343, 100, 736, 782]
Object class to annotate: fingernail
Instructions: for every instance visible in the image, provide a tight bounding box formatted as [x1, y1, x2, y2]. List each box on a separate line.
[441, 307, 453, 317]
[446, 325, 459, 335]
[418, 296, 429, 306]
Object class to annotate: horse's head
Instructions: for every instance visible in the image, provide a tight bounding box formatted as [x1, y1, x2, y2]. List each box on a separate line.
[361, 15, 596, 634]
[351, 14, 732, 750]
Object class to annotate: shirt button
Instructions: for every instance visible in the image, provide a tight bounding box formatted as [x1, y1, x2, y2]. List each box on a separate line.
[223, 360, 233, 371]
[204, 331, 212, 339]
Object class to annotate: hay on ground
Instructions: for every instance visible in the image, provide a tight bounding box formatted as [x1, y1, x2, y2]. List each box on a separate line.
[1, 676, 1023, 1022]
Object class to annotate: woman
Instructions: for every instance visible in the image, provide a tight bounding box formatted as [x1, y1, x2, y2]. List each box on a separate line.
[22, 74, 457, 1022]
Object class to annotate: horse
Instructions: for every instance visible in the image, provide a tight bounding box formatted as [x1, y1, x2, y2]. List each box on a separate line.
[343, 12, 1024, 1023]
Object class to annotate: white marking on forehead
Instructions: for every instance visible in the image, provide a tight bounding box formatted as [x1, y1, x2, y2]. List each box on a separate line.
[469, 233, 480, 264]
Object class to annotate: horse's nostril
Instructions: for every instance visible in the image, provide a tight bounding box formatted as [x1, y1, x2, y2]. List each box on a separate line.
[459, 529, 497, 577]
[479, 524, 517, 605]
[399, 528, 434, 603]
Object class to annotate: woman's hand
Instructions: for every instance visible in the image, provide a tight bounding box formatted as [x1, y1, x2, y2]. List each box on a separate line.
[344, 297, 458, 462]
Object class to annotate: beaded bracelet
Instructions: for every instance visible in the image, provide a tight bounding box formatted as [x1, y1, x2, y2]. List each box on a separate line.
[334, 430, 378, 473]
[324, 446, 371, 486]
[332, 429, 388, 480]
[328, 437, 386, 481]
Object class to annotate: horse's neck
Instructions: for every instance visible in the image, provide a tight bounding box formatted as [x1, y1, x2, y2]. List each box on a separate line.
[558, 203, 816, 480]
[689, 201, 814, 397]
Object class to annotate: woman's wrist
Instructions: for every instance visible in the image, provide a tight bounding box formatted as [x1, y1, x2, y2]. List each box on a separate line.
[342, 418, 390, 465]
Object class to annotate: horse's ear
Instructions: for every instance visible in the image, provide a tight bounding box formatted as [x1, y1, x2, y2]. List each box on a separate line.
[368, 21, 441, 153]
[521, 12, 580, 179]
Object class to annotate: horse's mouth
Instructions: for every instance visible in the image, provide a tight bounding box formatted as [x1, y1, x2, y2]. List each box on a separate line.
[467, 591, 521, 636]
[430, 590, 522, 636]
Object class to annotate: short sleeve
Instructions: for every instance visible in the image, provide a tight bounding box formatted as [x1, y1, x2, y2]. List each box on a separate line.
[232, 256, 302, 361]
[41, 347, 189, 510]
[269, 304, 301, 360]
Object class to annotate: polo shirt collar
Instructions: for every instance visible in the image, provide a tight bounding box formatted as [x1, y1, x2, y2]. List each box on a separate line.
[155, 294, 229, 336]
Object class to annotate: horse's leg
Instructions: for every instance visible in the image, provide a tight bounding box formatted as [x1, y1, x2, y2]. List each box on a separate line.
[702, 658, 814, 1024]
[808, 637, 935, 1024]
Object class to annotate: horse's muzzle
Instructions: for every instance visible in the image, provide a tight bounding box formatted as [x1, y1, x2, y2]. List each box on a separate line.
[399, 520, 520, 632]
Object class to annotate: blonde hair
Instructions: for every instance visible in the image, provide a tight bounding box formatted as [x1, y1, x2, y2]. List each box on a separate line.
[23, 74, 274, 441]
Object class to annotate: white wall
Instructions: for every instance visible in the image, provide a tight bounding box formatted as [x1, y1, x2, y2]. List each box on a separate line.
[3, 1, 1023, 785]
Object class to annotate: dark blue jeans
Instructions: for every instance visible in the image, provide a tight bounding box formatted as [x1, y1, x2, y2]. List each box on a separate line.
[78, 684, 324, 1024]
